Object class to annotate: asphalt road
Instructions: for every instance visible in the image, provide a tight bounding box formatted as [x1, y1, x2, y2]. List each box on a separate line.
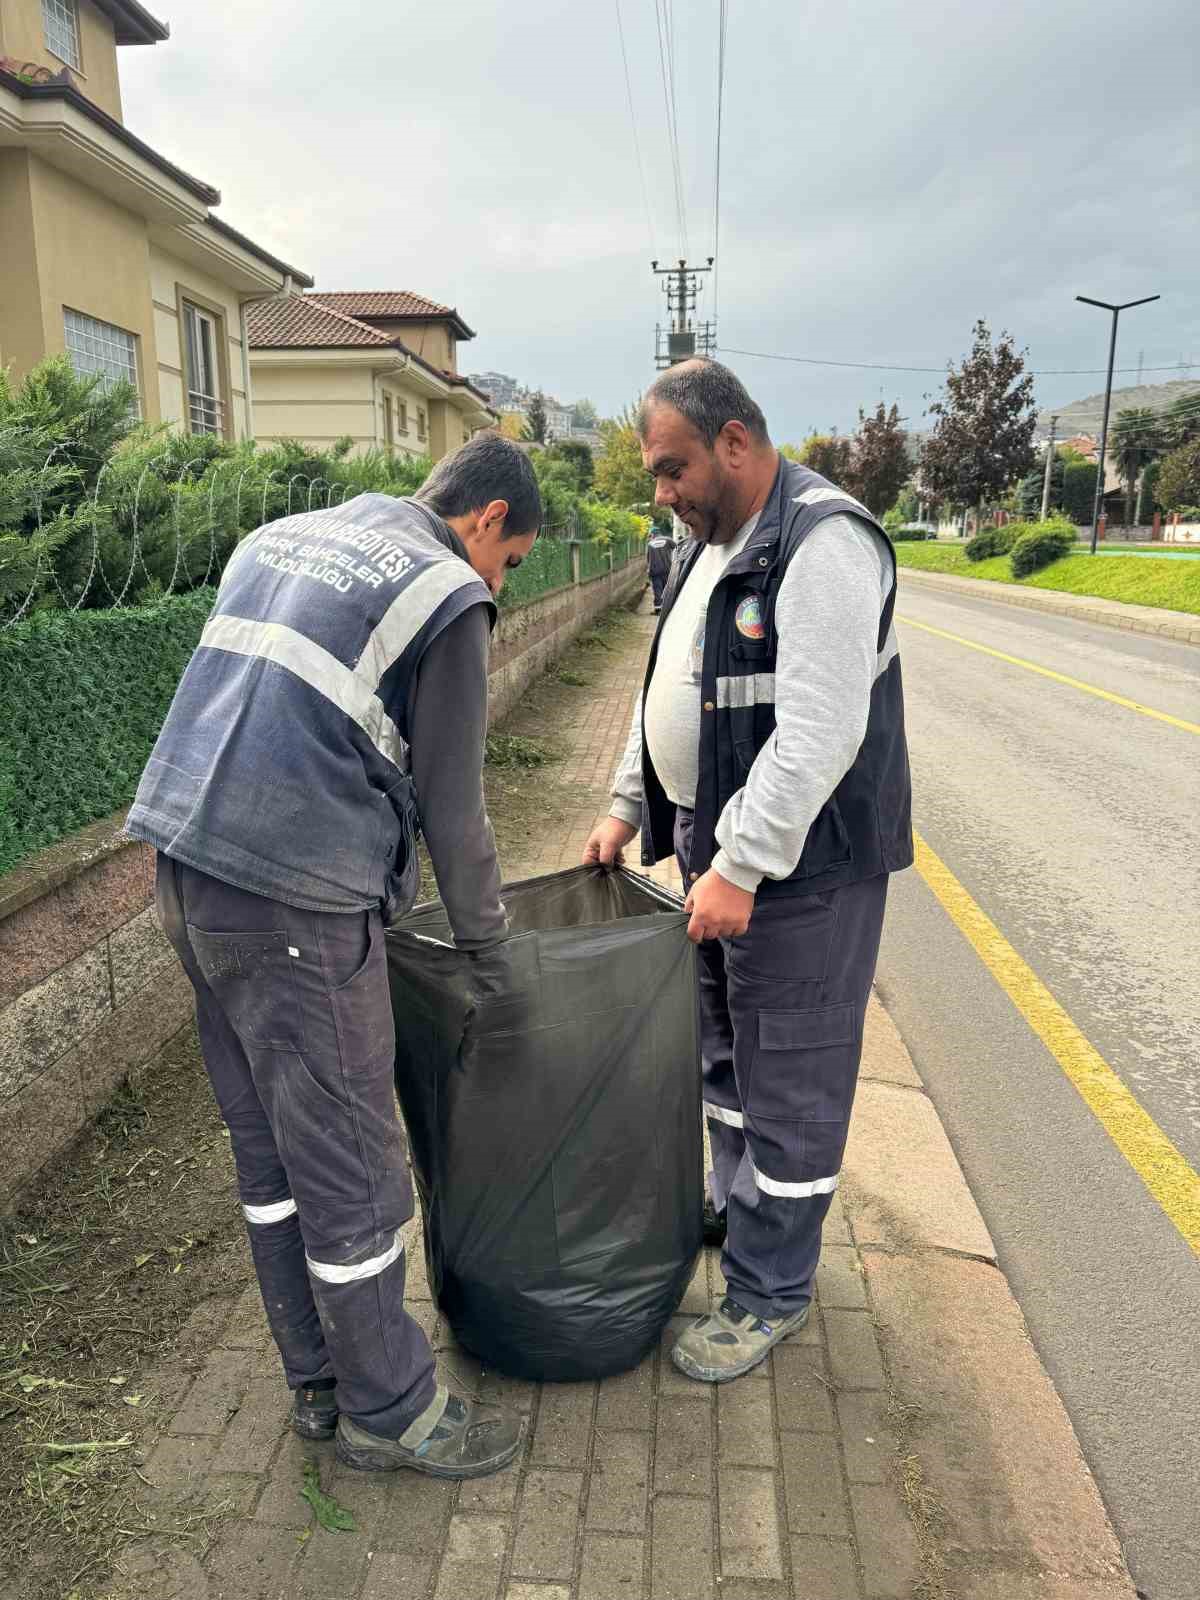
[875, 577, 1200, 1600]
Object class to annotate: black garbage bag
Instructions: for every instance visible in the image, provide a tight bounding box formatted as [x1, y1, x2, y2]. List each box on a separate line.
[386, 865, 702, 1381]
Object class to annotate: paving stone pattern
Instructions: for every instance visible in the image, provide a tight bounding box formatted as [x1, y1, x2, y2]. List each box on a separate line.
[150, 599, 920, 1599]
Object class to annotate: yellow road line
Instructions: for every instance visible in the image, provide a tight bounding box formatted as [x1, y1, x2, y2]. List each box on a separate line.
[914, 831, 1200, 1255]
[897, 615, 1200, 736]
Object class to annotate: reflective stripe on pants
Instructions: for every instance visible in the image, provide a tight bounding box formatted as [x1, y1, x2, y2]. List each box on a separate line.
[676, 810, 888, 1320]
[156, 854, 436, 1438]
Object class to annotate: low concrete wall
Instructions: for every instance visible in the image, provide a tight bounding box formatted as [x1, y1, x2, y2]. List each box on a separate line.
[0, 557, 646, 1212]
[488, 557, 645, 723]
[0, 824, 193, 1213]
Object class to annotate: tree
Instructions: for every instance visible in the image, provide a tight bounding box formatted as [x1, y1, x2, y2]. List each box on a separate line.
[850, 402, 908, 516]
[1061, 459, 1098, 524]
[594, 406, 652, 509]
[1108, 408, 1160, 527]
[545, 438, 594, 494]
[1162, 390, 1200, 450]
[1155, 437, 1200, 512]
[788, 433, 853, 485]
[893, 483, 920, 523]
[919, 320, 1037, 517]
[498, 411, 526, 441]
[523, 390, 548, 445]
[572, 398, 599, 429]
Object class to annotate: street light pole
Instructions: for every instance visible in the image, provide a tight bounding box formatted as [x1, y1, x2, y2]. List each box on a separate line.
[1076, 294, 1160, 554]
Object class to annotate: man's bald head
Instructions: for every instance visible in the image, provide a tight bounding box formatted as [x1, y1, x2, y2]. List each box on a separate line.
[637, 358, 770, 448]
[636, 359, 778, 546]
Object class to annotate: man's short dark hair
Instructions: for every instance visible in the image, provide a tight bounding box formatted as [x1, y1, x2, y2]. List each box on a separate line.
[417, 432, 542, 537]
[637, 359, 769, 448]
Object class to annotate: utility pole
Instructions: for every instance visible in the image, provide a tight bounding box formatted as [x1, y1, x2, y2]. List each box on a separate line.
[1040, 414, 1058, 520]
[651, 258, 715, 369]
[1076, 294, 1160, 554]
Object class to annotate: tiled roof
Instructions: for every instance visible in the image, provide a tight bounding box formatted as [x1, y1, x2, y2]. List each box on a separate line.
[246, 295, 393, 349]
[307, 290, 456, 320]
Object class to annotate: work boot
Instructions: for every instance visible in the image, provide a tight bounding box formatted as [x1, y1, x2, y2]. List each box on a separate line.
[672, 1296, 809, 1384]
[335, 1386, 523, 1480]
[291, 1381, 338, 1441]
[702, 1193, 727, 1247]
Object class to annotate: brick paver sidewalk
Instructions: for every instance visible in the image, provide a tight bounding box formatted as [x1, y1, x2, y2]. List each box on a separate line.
[139, 599, 920, 1600]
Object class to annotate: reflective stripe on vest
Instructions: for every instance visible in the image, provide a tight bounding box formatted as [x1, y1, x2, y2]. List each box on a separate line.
[198, 559, 481, 776]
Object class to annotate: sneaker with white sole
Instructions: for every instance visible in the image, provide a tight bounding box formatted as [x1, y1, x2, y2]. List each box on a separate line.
[671, 1295, 809, 1383]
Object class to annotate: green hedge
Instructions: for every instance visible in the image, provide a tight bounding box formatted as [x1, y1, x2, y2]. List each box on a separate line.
[965, 525, 1021, 562]
[0, 531, 646, 874]
[0, 590, 215, 875]
[496, 537, 574, 608]
[1010, 520, 1076, 578]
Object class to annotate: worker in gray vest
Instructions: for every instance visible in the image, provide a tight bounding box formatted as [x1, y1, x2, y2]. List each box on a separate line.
[646, 524, 675, 612]
[583, 360, 912, 1384]
[128, 435, 540, 1476]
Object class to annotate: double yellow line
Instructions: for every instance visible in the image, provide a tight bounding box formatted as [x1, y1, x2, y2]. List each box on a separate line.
[898, 616, 1200, 1254]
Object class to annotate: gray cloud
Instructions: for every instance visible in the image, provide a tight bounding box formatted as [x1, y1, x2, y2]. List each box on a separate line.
[121, 0, 1199, 438]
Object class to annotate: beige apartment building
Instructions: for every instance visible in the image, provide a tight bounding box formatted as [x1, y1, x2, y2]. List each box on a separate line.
[0, 0, 310, 437]
[247, 291, 496, 462]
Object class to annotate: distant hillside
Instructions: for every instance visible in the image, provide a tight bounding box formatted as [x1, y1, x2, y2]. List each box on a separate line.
[1036, 378, 1200, 441]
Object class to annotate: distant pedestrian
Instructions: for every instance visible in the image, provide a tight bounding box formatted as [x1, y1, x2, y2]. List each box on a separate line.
[646, 525, 675, 612]
[582, 359, 913, 1384]
[127, 435, 540, 1477]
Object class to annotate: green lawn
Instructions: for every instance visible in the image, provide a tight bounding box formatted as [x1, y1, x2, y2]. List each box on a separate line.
[894, 542, 1200, 616]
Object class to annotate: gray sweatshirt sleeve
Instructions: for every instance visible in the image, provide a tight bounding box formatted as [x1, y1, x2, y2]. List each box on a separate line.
[712, 515, 890, 893]
[609, 691, 645, 828]
[409, 604, 508, 949]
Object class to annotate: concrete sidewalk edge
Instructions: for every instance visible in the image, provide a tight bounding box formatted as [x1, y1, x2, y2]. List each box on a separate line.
[850, 988, 1139, 1597]
[898, 563, 1200, 646]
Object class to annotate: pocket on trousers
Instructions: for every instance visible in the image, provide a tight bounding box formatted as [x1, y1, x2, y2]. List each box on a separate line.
[746, 1004, 858, 1123]
[187, 927, 304, 1052]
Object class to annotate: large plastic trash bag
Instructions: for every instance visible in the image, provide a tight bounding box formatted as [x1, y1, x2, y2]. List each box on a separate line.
[386, 865, 703, 1381]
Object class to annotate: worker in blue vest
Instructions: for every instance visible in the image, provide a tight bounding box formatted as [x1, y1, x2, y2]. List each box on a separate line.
[583, 359, 912, 1383]
[128, 435, 540, 1475]
[646, 523, 675, 612]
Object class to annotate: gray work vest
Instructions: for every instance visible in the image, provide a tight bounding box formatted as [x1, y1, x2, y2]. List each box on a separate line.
[127, 493, 493, 917]
[637, 458, 914, 893]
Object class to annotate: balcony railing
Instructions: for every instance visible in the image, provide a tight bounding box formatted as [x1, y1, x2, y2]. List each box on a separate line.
[188, 390, 223, 436]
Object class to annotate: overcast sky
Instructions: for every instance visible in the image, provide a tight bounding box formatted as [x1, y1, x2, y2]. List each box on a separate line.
[121, 0, 1198, 440]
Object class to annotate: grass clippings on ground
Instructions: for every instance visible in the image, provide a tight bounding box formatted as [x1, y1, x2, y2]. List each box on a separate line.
[0, 1035, 247, 1600]
[0, 595, 643, 1598]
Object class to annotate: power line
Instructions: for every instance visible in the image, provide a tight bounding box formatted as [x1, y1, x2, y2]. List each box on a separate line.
[653, 0, 688, 258]
[712, 0, 729, 327]
[613, 0, 656, 258]
[717, 345, 1197, 378]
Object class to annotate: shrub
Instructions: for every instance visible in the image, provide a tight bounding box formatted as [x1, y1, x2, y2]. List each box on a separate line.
[0, 589, 215, 874]
[965, 523, 1022, 561]
[891, 526, 929, 541]
[1009, 518, 1077, 578]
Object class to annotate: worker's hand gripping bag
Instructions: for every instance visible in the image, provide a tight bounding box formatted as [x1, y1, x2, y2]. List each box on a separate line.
[386, 866, 703, 1381]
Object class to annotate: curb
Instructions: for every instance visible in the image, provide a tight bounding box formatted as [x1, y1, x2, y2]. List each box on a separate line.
[847, 991, 1139, 1595]
[897, 564, 1200, 646]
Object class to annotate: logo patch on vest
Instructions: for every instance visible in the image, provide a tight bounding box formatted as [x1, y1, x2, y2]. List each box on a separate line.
[734, 594, 766, 641]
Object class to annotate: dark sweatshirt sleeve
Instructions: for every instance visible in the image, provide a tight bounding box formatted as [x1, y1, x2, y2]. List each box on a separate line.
[408, 604, 508, 949]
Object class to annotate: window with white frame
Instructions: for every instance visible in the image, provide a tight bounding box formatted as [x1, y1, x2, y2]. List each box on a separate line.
[182, 300, 224, 435]
[63, 309, 139, 407]
[42, 0, 81, 69]
[398, 400, 409, 434]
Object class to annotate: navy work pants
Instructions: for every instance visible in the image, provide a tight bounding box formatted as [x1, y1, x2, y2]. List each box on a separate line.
[676, 813, 888, 1320]
[156, 855, 436, 1438]
[649, 567, 669, 608]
